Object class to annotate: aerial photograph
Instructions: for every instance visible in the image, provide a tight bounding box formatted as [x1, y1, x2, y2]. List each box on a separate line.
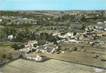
[0, 0, 106, 73]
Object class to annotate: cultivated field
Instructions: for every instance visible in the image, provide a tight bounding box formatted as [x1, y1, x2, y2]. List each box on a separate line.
[2, 59, 106, 73]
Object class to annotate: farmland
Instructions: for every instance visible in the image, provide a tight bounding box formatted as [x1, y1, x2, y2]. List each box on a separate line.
[2, 59, 105, 73]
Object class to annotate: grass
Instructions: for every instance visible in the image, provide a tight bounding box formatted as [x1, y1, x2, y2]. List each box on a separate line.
[0, 45, 15, 59]
[38, 51, 106, 69]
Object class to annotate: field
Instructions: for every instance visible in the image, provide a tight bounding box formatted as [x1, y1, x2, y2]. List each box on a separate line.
[2, 59, 105, 73]
[29, 42, 106, 69]
[0, 45, 15, 59]
[32, 51, 106, 69]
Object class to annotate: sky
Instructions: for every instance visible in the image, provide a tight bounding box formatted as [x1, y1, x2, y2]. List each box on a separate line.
[0, 0, 106, 10]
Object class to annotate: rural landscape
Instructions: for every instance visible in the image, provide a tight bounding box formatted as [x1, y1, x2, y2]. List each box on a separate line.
[0, 11, 106, 73]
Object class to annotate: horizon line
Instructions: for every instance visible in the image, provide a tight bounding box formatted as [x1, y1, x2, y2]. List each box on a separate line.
[0, 9, 106, 11]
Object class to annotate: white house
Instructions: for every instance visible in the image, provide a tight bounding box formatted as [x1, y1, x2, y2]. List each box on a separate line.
[0, 19, 2, 22]
[8, 35, 14, 40]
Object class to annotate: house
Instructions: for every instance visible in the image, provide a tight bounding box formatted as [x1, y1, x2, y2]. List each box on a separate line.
[35, 43, 58, 54]
[25, 40, 38, 48]
[58, 32, 75, 39]
[52, 32, 61, 36]
[104, 21, 106, 24]
[68, 39, 80, 43]
[34, 55, 43, 62]
[35, 46, 46, 53]
[46, 44, 58, 54]
[0, 19, 2, 22]
[97, 22, 103, 25]
[8, 35, 14, 40]
[19, 47, 31, 53]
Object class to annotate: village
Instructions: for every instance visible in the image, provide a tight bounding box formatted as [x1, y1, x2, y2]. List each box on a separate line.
[0, 11, 106, 73]
[17, 20, 106, 63]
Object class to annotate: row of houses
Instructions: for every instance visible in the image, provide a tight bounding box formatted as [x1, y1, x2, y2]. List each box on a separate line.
[53, 32, 84, 44]
[52, 28, 105, 46]
[19, 40, 59, 54]
[23, 54, 45, 62]
[85, 21, 106, 32]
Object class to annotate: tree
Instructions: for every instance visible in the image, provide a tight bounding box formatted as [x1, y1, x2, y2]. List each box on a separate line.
[11, 44, 25, 50]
